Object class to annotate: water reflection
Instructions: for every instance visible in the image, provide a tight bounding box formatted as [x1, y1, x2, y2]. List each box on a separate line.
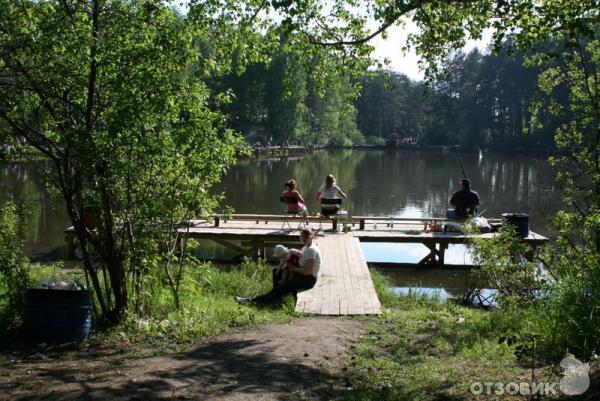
[390, 287, 498, 307]
[376, 268, 497, 306]
[363, 243, 473, 265]
[0, 160, 67, 260]
[218, 149, 557, 234]
[216, 149, 556, 265]
[1, 149, 557, 262]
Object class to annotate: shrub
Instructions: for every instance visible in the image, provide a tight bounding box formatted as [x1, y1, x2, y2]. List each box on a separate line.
[0, 200, 31, 330]
[471, 225, 541, 308]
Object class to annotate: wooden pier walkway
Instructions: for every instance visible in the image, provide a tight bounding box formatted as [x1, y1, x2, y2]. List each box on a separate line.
[296, 235, 381, 315]
[175, 217, 382, 315]
[65, 214, 548, 317]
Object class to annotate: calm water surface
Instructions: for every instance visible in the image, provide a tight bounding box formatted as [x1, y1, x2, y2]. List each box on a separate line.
[216, 149, 556, 228]
[1, 149, 557, 294]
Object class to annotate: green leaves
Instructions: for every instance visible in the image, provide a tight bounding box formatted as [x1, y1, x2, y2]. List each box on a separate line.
[0, 0, 252, 320]
[0, 200, 31, 329]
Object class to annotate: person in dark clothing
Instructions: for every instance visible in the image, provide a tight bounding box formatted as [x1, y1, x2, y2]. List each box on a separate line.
[447, 178, 480, 219]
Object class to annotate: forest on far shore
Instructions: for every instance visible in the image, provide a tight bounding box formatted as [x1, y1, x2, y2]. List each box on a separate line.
[218, 44, 564, 152]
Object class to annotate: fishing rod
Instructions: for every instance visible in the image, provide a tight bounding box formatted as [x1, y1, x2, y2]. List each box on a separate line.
[454, 147, 467, 178]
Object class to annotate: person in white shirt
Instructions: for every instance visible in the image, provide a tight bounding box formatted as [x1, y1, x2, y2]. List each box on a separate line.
[315, 174, 347, 216]
[235, 228, 320, 304]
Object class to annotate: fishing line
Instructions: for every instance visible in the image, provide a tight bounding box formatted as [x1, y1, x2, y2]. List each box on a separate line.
[454, 147, 467, 178]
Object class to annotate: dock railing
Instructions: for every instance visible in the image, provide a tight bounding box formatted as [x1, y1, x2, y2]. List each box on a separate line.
[200, 213, 452, 231]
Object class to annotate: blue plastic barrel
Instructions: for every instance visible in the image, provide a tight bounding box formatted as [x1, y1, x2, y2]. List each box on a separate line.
[23, 289, 93, 343]
[502, 213, 530, 238]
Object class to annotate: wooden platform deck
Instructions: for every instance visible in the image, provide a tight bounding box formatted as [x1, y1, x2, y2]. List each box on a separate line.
[172, 216, 548, 316]
[296, 235, 381, 315]
[177, 216, 548, 267]
[65, 214, 548, 317]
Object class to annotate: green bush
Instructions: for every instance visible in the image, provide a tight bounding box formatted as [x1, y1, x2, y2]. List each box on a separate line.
[0, 200, 31, 331]
[470, 220, 600, 361]
[366, 136, 386, 146]
[533, 237, 600, 359]
[471, 225, 540, 308]
[109, 258, 296, 349]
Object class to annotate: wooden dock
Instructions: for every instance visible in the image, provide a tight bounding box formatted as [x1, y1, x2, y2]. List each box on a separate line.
[65, 214, 549, 317]
[178, 214, 548, 267]
[296, 235, 381, 315]
[178, 217, 385, 315]
[252, 145, 316, 158]
[173, 215, 548, 316]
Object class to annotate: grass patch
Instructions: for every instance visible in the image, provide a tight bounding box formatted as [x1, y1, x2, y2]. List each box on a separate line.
[97, 258, 297, 352]
[329, 271, 541, 401]
[1, 258, 296, 354]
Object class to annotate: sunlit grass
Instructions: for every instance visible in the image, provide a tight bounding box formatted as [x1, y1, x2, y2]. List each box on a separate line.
[331, 270, 530, 401]
[98, 258, 297, 351]
[0, 258, 296, 352]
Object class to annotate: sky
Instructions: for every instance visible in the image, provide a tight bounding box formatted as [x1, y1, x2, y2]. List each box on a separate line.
[370, 20, 493, 81]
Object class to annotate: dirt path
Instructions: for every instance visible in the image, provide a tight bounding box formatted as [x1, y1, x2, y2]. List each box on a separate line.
[1, 317, 364, 401]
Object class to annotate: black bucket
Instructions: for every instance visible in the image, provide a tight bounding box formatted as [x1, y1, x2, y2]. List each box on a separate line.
[502, 213, 530, 238]
[23, 289, 93, 343]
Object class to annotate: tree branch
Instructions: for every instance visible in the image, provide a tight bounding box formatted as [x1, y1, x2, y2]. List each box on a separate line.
[305, 0, 481, 47]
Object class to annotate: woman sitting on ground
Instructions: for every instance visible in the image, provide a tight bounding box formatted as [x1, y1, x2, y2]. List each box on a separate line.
[282, 178, 308, 218]
[315, 174, 347, 217]
[235, 228, 320, 304]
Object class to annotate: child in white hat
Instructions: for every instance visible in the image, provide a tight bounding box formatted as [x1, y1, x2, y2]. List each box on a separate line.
[273, 244, 303, 284]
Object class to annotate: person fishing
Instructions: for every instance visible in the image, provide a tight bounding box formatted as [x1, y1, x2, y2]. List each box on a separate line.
[447, 178, 480, 219]
[315, 174, 347, 217]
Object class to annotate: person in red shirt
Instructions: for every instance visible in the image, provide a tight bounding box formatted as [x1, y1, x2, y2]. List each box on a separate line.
[281, 178, 308, 218]
[273, 244, 304, 284]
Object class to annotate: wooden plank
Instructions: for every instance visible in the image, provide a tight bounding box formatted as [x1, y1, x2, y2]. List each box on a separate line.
[180, 218, 548, 249]
[334, 236, 347, 315]
[349, 236, 379, 314]
[326, 237, 337, 315]
[318, 236, 336, 315]
[211, 238, 250, 255]
[352, 237, 381, 314]
[210, 214, 451, 223]
[345, 236, 361, 313]
[353, 215, 449, 222]
[333, 237, 346, 315]
[296, 234, 380, 316]
[341, 235, 359, 314]
[345, 236, 364, 314]
[339, 236, 352, 315]
[351, 240, 368, 314]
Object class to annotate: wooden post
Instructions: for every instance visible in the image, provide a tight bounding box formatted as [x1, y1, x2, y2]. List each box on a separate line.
[359, 219, 365, 230]
[176, 237, 186, 256]
[332, 218, 338, 231]
[418, 242, 439, 266]
[214, 216, 220, 227]
[438, 242, 448, 267]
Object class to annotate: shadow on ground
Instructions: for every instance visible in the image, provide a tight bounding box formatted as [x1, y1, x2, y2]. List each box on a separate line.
[1, 318, 362, 401]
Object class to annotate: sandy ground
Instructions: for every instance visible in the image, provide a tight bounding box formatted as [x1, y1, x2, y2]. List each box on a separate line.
[0, 317, 364, 401]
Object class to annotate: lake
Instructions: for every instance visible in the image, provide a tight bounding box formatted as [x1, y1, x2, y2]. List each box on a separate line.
[214, 148, 557, 263]
[1, 149, 557, 296]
